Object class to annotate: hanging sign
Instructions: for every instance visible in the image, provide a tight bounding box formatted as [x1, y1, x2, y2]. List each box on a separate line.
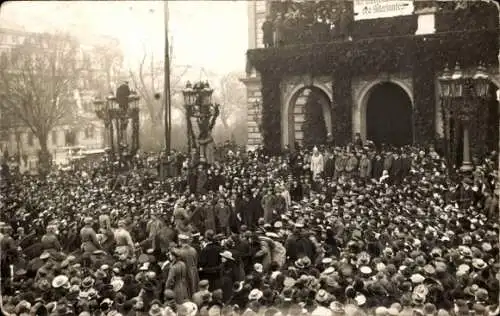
[353, 0, 414, 21]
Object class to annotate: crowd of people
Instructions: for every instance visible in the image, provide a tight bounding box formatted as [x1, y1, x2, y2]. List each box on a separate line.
[0, 142, 498, 316]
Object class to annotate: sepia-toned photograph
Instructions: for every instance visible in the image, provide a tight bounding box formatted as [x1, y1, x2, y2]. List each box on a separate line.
[0, 1, 499, 315]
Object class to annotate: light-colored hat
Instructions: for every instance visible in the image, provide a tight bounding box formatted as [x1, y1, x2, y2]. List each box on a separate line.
[411, 274, 425, 284]
[220, 251, 235, 261]
[248, 289, 263, 300]
[254, 263, 263, 273]
[315, 289, 331, 303]
[472, 258, 487, 270]
[52, 275, 69, 288]
[181, 302, 198, 316]
[111, 278, 124, 292]
[360, 266, 372, 275]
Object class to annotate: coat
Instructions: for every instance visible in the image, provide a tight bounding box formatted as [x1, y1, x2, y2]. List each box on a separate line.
[383, 155, 394, 171]
[358, 157, 372, 179]
[214, 204, 231, 234]
[261, 194, 275, 223]
[334, 156, 346, 178]
[372, 157, 384, 179]
[177, 244, 200, 296]
[324, 157, 335, 178]
[165, 260, 190, 304]
[310, 154, 324, 178]
[345, 156, 358, 173]
[199, 242, 223, 290]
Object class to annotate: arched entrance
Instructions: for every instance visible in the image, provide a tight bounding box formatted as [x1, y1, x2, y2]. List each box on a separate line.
[366, 82, 413, 147]
[285, 86, 332, 149]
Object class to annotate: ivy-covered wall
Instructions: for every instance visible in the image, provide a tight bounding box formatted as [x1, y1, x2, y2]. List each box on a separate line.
[249, 25, 498, 152]
[260, 73, 282, 155]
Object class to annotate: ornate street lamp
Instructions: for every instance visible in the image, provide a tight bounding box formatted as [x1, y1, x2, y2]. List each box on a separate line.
[472, 62, 490, 99]
[437, 65, 452, 99]
[450, 62, 465, 98]
[182, 80, 220, 164]
[92, 83, 141, 160]
[438, 62, 493, 173]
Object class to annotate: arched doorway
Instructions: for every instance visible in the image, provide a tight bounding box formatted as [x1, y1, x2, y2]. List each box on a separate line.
[366, 82, 413, 147]
[286, 86, 332, 149]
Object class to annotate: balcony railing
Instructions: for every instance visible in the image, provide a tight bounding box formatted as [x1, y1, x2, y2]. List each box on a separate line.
[262, 1, 498, 48]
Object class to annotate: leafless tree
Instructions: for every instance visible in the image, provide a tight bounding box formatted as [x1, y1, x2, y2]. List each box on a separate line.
[216, 72, 247, 140]
[0, 32, 85, 174]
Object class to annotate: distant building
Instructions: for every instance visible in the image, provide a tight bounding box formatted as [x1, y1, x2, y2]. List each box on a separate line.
[0, 28, 124, 172]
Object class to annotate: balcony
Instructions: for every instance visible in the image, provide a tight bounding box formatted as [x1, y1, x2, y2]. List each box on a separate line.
[249, 1, 499, 76]
[258, 1, 497, 48]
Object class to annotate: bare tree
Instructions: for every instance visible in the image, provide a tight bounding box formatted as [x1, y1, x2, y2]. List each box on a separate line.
[92, 41, 124, 95]
[0, 32, 84, 174]
[216, 72, 247, 140]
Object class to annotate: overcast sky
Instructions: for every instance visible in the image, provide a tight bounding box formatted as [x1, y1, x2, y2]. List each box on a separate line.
[0, 1, 248, 74]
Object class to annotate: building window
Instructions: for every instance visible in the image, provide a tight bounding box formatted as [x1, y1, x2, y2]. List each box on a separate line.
[52, 131, 58, 145]
[84, 126, 95, 139]
[65, 130, 77, 146]
[27, 132, 34, 146]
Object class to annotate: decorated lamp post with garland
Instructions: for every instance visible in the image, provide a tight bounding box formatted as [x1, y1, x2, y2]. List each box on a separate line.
[182, 81, 220, 164]
[438, 62, 491, 173]
[93, 82, 141, 160]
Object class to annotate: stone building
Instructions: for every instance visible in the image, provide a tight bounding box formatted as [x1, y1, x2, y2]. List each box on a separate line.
[0, 28, 123, 171]
[242, 0, 500, 161]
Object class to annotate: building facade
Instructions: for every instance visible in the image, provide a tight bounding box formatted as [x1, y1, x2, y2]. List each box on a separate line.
[0, 28, 124, 171]
[243, 1, 500, 159]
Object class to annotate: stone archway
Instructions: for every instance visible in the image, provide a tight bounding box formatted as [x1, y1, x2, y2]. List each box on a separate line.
[364, 82, 414, 147]
[283, 85, 332, 148]
[355, 78, 414, 144]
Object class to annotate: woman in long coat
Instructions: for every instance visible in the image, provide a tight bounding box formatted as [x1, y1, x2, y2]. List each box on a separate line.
[165, 248, 190, 304]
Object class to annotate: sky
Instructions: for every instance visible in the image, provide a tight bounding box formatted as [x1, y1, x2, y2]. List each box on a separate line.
[0, 1, 248, 74]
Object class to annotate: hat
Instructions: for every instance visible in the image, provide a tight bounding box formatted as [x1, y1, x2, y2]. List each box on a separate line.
[329, 302, 345, 314]
[283, 277, 296, 288]
[411, 274, 425, 284]
[323, 267, 335, 275]
[248, 289, 263, 300]
[359, 266, 372, 275]
[423, 265, 436, 275]
[355, 294, 366, 306]
[111, 278, 124, 292]
[81, 277, 95, 289]
[40, 252, 50, 260]
[220, 251, 235, 261]
[315, 289, 331, 303]
[254, 263, 263, 273]
[148, 304, 163, 316]
[178, 234, 190, 241]
[52, 275, 69, 288]
[199, 280, 209, 288]
[180, 302, 198, 316]
[322, 258, 333, 265]
[472, 258, 487, 270]
[265, 232, 280, 239]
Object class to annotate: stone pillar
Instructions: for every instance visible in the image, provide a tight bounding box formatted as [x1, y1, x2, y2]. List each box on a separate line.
[240, 76, 263, 149]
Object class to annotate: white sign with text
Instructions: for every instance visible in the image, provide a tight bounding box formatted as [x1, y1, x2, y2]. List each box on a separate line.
[354, 0, 414, 21]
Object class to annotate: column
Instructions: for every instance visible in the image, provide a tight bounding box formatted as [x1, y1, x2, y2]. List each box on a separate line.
[460, 122, 473, 172]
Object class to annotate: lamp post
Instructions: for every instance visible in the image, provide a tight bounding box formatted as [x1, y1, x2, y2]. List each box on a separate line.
[438, 62, 491, 173]
[93, 83, 141, 160]
[182, 81, 220, 164]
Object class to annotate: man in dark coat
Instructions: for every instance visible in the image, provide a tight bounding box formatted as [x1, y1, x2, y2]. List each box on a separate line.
[262, 16, 274, 48]
[390, 152, 404, 185]
[324, 151, 335, 179]
[401, 152, 412, 180]
[198, 230, 223, 291]
[372, 153, 384, 179]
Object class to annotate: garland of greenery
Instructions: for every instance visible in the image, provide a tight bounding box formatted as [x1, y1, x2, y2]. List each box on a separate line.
[331, 72, 352, 146]
[412, 50, 435, 146]
[260, 73, 282, 155]
[250, 26, 498, 152]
